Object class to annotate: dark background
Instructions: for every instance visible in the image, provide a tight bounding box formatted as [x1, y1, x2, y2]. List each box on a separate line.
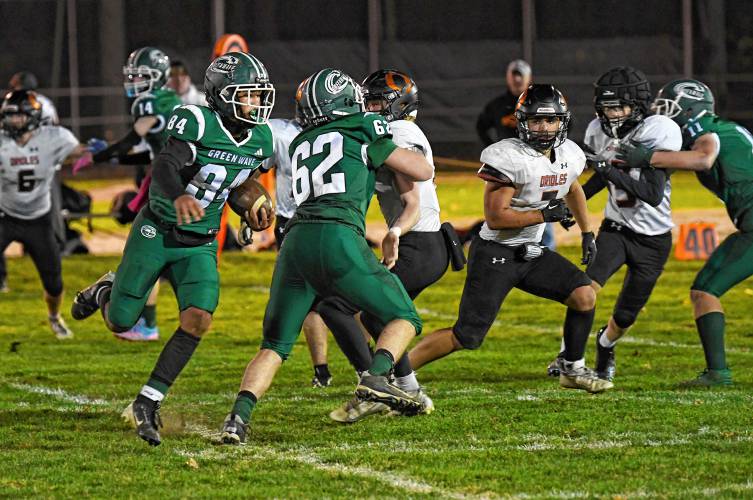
[0, 0, 750, 159]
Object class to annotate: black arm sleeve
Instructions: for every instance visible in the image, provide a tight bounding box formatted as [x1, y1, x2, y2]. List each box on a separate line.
[117, 151, 153, 165]
[151, 137, 195, 201]
[581, 172, 608, 200]
[92, 129, 143, 162]
[602, 167, 667, 207]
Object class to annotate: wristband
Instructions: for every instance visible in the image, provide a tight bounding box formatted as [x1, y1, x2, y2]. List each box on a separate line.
[389, 226, 402, 238]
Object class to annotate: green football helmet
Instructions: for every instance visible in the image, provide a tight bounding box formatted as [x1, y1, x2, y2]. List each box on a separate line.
[653, 79, 715, 127]
[123, 47, 170, 98]
[204, 52, 275, 126]
[295, 68, 363, 127]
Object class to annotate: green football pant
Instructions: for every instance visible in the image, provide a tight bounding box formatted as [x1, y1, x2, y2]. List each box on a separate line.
[261, 222, 422, 359]
[107, 210, 220, 329]
[692, 230, 753, 297]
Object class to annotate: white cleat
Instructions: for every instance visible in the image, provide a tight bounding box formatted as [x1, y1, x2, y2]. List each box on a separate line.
[329, 397, 389, 423]
[558, 359, 614, 393]
[49, 316, 74, 340]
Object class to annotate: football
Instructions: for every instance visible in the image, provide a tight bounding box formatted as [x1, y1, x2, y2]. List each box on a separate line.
[227, 178, 275, 231]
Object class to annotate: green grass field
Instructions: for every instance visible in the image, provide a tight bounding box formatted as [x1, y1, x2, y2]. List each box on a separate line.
[1, 173, 748, 498]
[3, 238, 753, 497]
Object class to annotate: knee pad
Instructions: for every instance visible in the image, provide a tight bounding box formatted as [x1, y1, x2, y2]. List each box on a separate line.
[452, 325, 482, 350]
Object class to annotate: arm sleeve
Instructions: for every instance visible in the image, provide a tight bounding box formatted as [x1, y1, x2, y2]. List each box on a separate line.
[92, 129, 142, 162]
[151, 137, 195, 201]
[603, 167, 667, 207]
[581, 172, 608, 200]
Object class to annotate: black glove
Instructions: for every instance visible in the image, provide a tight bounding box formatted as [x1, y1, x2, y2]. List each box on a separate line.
[540, 199, 572, 223]
[238, 220, 253, 246]
[581, 231, 597, 266]
[559, 218, 577, 230]
[614, 140, 654, 169]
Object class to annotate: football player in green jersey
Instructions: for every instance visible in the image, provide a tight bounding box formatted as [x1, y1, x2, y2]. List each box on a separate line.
[220, 69, 434, 445]
[71, 52, 275, 445]
[74, 47, 184, 341]
[618, 79, 753, 386]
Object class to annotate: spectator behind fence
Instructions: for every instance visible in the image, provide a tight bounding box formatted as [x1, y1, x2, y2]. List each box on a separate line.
[167, 60, 207, 106]
[476, 59, 532, 146]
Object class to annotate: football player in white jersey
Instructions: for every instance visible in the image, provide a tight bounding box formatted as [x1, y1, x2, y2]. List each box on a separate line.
[546, 67, 682, 382]
[260, 113, 333, 388]
[0, 90, 88, 339]
[318, 69, 453, 422]
[409, 84, 613, 394]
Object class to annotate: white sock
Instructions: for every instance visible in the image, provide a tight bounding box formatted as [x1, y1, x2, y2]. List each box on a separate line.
[395, 372, 420, 392]
[559, 337, 566, 353]
[564, 358, 585, 370]
[599, 330, 617, 349]
[48, 313, 60, 321]
[139, 385, 165, 402]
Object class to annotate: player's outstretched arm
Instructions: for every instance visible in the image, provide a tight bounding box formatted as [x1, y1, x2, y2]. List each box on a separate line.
[650, 134, 719, 171]
[383, 147, 433, 181]
[483, 182, 546, 229]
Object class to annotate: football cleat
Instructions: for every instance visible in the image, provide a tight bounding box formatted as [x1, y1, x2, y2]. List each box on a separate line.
[558, 359, 614, 393]
[129, 395, 163, 446]
[114, 317, 159, 342]
[220, 413, 248, 445]
[311, 374, 332, 388]
[71, 271, 115, 320]
[547, 352, 565, 377]
[355, 374, 422, 414]
[679, 368, 733, 388]
[594, 326, 616, 381]
[49, 316, 74, 340]
[388, 387, 434, 417]
[329, 397, 389, 423]
[0, 278, 9, 293]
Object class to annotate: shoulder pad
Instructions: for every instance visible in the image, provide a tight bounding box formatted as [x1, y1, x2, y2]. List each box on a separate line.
[165, 105, 208, 143]
[361, 113, 393, 143]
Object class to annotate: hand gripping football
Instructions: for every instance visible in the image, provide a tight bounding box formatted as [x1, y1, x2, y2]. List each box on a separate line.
[228, 178, 275, 231]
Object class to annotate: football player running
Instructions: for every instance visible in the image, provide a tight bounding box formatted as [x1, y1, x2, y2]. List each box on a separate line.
[409, 84, 613, 394]
[219, 68, 433, 444]
[71, 52, 276, 446]
[0, 90, 89, 339]
[261, 112, 333, 388]
[547, 67, 682, 381]
[618, 79, 753, 387]
[75, 47, 184, 342]
[319, 69, 449, 422]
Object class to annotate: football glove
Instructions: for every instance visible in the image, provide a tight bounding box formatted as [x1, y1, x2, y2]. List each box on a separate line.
[86, 138, 109, 155]
[614, 140, 654, 169]
[72, 152, 94, 175]
[238, 220, 253, 246]
[582, 144, 613, 175]
[540, 199, 572, 223]
[581, 231, 597, 266]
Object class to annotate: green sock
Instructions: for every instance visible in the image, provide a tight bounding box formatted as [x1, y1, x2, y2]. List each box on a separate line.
[696, 312, 727, 370]
[142, 305, 157, 328]
[232, 391, 257, 423]
[368, 349, 395, 376]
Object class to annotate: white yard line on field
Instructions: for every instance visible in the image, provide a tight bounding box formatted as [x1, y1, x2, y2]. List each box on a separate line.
[9, 382, 111, 406]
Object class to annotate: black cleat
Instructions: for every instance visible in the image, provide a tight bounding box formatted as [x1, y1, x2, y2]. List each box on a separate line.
[355, 374, 422, 414]
[547, 352, 565, 377]
[71, 271, 115, 320]
[130, 395, 163, 446]
[220, 413, 248, 445]
[594, 326, 616, 381]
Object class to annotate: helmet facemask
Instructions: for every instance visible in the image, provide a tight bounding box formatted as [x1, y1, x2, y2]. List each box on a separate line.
[220, 83, 275, 125]
[123, 65, 165, 98]
[595, 98, 645, 139]
[1, 91, 42, 139]
[516, 114, 570, 151]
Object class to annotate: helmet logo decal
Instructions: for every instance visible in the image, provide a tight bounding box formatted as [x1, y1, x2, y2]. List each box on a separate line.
[324, 71, 350, 95]
[536, 107, 555, 113]
[211, 55, 240, 75]
[673, 82, 705, 101]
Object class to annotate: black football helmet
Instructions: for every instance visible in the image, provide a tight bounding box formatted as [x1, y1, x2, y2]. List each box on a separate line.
[594, 66, 652, 138]
[514, 84, 571, 151]
[361, 69, 419, 122]
[1, 90, 43, 139]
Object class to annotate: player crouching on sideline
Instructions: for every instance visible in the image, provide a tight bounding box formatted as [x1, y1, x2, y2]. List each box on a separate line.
[617, 79, 753, 387]
[219, 69, 434, 445]
[71, 52, 276, 446]
[319, 69, 451, 422]
[0, 90, 90, 339]
[547, 67, 682, 382]
[408, 84, 613, 394]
